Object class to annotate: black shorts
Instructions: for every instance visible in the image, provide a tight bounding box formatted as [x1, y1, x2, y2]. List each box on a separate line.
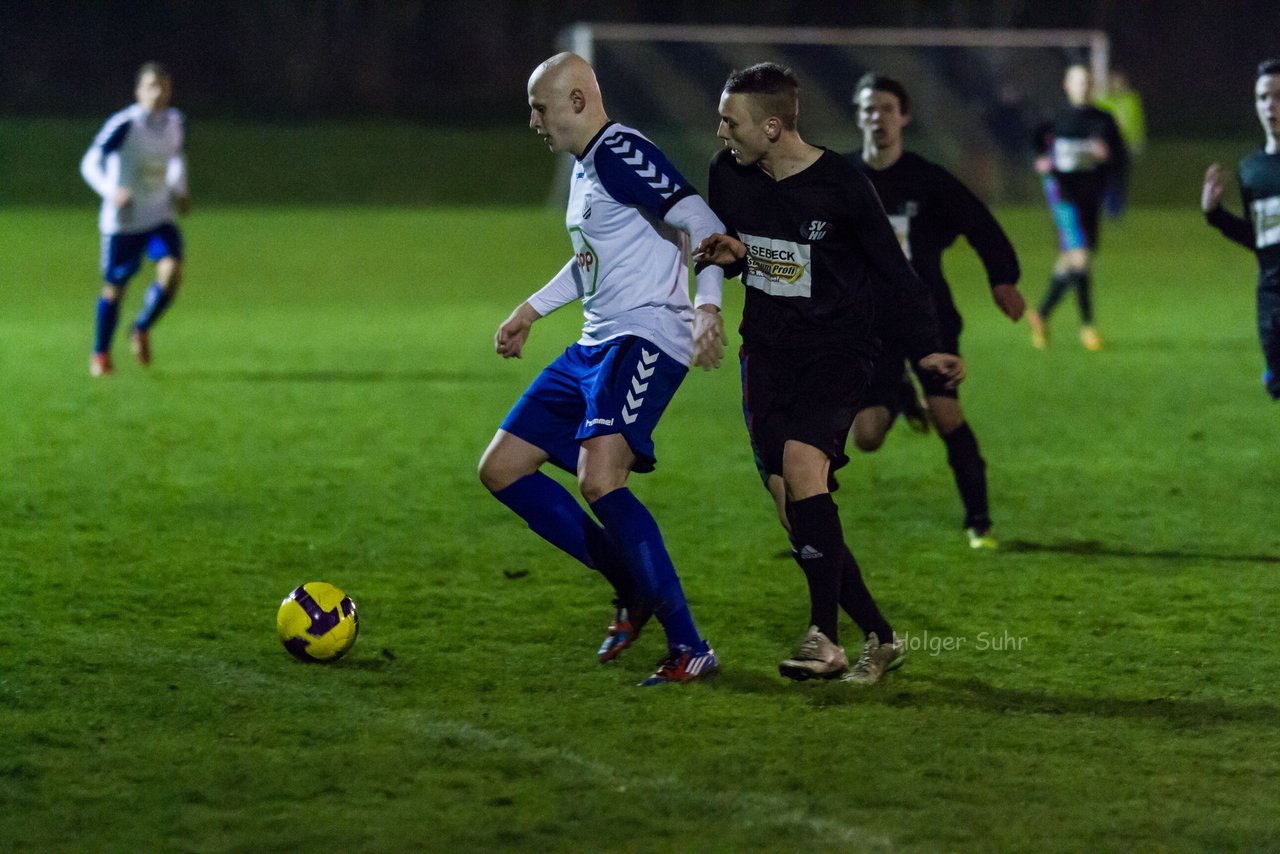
[741, 346, 871, 480]
[860, 333, 961, 412]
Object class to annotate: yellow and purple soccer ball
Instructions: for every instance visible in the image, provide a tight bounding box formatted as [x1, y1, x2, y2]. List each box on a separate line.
[276, 582, 359, 662]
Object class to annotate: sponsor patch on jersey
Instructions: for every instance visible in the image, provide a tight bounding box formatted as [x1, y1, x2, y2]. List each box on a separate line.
[568, 226, 599, 296]
[1053, 138, 1099, 172]
[1253, 195, 1280, 249]
[739, 233, 812, 297]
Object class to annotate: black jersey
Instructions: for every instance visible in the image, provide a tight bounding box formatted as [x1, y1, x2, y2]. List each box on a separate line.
[707, 147, 940, 358]
[1040, 105, 1127, 205]
[853, 150, 1020, 335]
[1206, 150, 1280, 294]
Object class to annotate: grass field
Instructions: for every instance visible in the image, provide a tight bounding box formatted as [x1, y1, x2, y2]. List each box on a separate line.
[2, 204, 1279, 851]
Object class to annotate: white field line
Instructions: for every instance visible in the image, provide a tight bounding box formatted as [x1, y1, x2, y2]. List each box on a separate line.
[51, 630, 899, 851]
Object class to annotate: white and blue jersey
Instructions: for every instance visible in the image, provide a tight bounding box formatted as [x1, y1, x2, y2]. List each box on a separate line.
[527, 121, 724, 365]
[81, 103, 188, 236]
[505, 121, 724, 471]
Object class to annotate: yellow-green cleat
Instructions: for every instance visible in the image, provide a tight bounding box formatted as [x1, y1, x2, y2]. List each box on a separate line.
[1027, 309, 1048, 349]
[967, 527, 999, 550]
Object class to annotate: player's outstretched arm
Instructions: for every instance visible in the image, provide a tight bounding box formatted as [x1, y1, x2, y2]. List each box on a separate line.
[1201, 163, 1227, 212]
[495, 302, 542, 359]
[918, 353, 965, 390]
[1202, 162, 1255, 249]
[693, 233, 747, 267]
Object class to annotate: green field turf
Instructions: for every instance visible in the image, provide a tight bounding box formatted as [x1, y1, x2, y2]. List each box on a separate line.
[2, 205, 1278, 851]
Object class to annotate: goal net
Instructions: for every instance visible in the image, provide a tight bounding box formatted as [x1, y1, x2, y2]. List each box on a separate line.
[552, 23, 1110, 205]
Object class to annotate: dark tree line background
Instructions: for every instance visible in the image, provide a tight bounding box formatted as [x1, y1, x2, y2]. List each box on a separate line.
[2, 1, 1276, 135]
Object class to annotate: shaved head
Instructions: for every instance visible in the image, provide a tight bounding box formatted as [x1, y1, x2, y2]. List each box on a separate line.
[527, 52, 609, 158]
[528, 52, 602, 106]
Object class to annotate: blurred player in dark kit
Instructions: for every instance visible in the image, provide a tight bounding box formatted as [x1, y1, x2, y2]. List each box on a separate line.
[1026, 62, 1126, 351]
[1203, 59, 1280, 400]
[850, 73, 1024, 549]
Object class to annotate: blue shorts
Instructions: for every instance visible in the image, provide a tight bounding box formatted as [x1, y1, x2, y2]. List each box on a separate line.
[100, 223, 184, 285]
[501, 336, 687, 474]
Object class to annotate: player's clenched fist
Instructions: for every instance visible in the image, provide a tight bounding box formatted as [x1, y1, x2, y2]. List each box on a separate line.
[495, 301, 541, 359]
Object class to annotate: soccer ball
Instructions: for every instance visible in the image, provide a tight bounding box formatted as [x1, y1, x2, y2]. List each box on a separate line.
[276, 582, 359, 662]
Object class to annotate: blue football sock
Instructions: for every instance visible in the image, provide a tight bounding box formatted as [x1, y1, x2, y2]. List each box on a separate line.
[94, 296, 121, 354]
[134, 282, 173, 331]
[590, 488, 704, 651]
[492, 472, 637, 601]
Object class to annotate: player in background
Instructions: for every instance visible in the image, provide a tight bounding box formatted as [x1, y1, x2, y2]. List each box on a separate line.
[1202, 59, 1280, 401]
[1094, 67, 1146, 218]
[696, 63, 964, 685]
[850, 73, 1025, 550]
[1025, 62, 1126, 352]
[80, 62, 190, 376]
[478, 52, 727, 687]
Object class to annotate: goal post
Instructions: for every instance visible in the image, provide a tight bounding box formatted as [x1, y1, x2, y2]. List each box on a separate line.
[551, 23, 1110, 205]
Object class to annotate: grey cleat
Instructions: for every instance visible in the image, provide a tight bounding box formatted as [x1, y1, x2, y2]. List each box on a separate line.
[843, 632, 905, 685]
[779, 625, 848, 681]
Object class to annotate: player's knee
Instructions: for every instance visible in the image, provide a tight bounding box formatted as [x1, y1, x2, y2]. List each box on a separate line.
[929, 402, 965, 435]
[478, 451, 521, 494]
[852, 429, 885, 452]
[100, 284, 122, 302]
[578, 469, 627, 505]
[851, 418, 887, 451]
[158, 260, 183, 290]
[477, 458, 502, 493]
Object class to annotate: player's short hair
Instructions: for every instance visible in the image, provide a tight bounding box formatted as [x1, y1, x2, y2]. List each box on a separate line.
[1064, 49, 1091, 72]
[137, 61, 171, 83]
[1258, 58, 1280, 78]
[853, 73, 911, 115]
[723, 63, 799, 130]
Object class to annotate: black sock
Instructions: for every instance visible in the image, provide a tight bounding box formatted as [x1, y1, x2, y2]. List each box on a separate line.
[941, 421, 991, 531]
[1039, 272, 1071, 318]
[836, 547, 894, 643]
[786, 495, 845, 644]
[1070, 270, 1093, 324]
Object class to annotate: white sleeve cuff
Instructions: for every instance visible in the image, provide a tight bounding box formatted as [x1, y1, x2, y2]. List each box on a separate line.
[665, 194, 726, 310]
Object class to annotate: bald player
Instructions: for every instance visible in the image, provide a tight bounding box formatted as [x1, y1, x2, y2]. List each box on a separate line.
[477, 53, 727, 687]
